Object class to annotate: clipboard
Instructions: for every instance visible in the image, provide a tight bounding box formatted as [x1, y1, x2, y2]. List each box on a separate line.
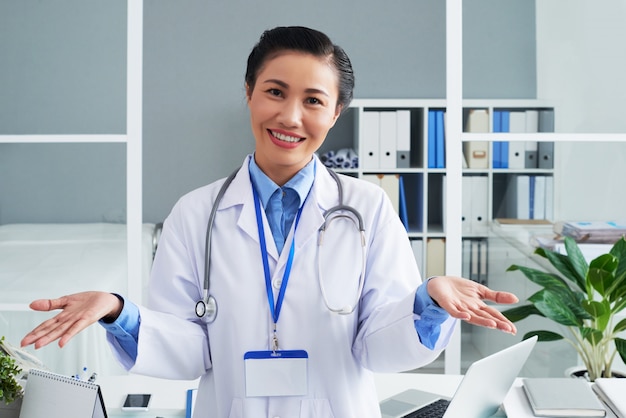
[19, 369, 107, 418]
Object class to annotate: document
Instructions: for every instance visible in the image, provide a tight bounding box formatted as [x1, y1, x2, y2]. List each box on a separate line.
[522, 378, 606, 417]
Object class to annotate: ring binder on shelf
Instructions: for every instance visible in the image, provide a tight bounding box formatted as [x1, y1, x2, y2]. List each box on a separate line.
[19, 369, 107, 418]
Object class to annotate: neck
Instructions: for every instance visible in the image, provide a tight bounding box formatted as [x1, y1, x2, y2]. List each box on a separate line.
[254, 157, 313, 187]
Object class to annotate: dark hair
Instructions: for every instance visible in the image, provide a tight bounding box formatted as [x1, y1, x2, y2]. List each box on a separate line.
[245, 26, 354, 111]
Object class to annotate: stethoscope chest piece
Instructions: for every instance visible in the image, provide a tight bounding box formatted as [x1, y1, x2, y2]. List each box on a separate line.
[196, 295, 218, 322]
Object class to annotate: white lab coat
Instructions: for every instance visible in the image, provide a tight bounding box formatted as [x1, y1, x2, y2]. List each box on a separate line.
[107, 155, 455, 418]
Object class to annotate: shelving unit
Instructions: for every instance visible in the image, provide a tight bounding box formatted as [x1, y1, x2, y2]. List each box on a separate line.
[324, 98, 554, 279]
[324, 98, 555, 373]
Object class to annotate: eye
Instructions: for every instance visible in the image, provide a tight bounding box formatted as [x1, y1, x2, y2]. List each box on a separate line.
[267, 88, 282, 97]
[306, 97, 322, 105]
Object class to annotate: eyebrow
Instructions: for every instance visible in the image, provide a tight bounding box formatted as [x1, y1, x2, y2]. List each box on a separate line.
[262, 79, 330, 98]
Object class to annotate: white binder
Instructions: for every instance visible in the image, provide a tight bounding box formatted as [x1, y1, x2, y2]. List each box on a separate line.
[19, 369, 107, 418]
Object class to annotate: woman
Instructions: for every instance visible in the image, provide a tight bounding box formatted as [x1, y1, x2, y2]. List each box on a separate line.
[22, 26, 518, 417]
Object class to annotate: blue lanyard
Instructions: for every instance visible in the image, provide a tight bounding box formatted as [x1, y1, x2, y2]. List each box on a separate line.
[252, 186, 303, 328]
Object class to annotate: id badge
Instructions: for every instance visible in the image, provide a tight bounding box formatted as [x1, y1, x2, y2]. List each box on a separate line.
[244, 350, 308, 397]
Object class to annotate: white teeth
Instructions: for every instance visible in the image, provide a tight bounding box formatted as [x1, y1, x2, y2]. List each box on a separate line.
[272, 131, 302, 143]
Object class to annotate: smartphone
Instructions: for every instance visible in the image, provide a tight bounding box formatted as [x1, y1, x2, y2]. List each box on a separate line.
[121, 394, 152, 411]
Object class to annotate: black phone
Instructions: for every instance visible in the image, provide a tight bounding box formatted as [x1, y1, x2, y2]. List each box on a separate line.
[121, 393, 152, 411]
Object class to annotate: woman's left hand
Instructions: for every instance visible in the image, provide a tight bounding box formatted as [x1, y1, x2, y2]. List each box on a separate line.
[427, 276, 518, 334]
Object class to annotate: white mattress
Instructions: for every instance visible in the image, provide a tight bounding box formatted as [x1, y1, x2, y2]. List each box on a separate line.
[0, 223, 156, 377]
[0, 223, 155, 305]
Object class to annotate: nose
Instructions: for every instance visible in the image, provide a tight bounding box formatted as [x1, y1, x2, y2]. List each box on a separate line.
[276, 99, 302, 128]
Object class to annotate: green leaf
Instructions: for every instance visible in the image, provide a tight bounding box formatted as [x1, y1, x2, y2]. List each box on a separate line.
[507, 264, 570, 292]
[535, 237, 587, 292]
[588, 253, 618, 295]
[528, 288, 589, 326]
[581, 327, 603, 345]
[502, 305, 543, 322]
[581, 300, 607, 318]
[615, 337, 626, 365]
[523, 330, 564, 342]
[613, 318, 626, 334]
[610, 237, 626, 278]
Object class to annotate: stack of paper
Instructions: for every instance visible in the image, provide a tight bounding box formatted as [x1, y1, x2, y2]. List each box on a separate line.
[558, 221, 626, 243]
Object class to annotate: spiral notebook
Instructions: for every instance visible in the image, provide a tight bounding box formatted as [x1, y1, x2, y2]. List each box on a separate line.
[19, 369, 107, 418]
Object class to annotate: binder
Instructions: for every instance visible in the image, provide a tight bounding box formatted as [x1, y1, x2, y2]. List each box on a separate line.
[516, 175, 531, 219]
[499, 111, 510, 168]
[492, 110, 509, 169]
[508, 111, 526, 169]
[478, 239, 488, 286]
[396, 110, 411, 168]
[19, 369, 106, 418]
[435, 110, 446, 169]
[470, 176, 489, 235]
[528, 175, 536, 219]
[461, 176, 473, 235]
[379, 111, 397, 169]
[538, 142, 554, 169]
[524, 110, 539, 168]
[533, 176, 546, 220]
[361, 111, 380, 169]
[398, 175, 409, 231]
[461, 239, 471, 279]
[427, 110, 437, 168]
[463, 109, 489, 169]
[426, 238, 445, 278]
[410, 239, 424, 273]
[186, 388, 198, 418]
[544, 176, 554, 220]
[492, 110, 501, 168]
[380, 174, 400, 215]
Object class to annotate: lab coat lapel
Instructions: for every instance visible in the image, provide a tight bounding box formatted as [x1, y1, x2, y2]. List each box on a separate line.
[294, 163, 337, 251]
[218, 157, 280, 261]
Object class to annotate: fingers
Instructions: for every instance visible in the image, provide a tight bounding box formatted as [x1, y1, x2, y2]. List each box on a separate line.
[29, 297, 66, 312]
[480, 288, 519, 305]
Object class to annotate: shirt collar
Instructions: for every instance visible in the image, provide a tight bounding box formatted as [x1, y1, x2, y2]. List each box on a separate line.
[248, 154, 316, 209]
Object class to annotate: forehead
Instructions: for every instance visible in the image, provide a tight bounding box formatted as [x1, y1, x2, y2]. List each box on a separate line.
[256, 51, 339, 91]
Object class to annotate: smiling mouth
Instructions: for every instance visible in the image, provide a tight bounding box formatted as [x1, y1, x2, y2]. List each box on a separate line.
[270, 130, 304, 143]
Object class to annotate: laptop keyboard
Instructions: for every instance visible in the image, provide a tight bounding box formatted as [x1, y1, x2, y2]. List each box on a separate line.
[402, 398, 451, 418]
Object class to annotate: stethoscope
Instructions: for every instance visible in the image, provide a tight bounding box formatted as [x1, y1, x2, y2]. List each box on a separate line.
[195, 167, 367, 322]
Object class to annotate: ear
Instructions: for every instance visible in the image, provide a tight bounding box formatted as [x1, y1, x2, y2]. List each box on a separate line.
[330, 104, 343, 127]
[245, 83, 252, 103]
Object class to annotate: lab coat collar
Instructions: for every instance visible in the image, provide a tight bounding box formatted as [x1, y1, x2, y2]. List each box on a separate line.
[215, 155, 335, 262]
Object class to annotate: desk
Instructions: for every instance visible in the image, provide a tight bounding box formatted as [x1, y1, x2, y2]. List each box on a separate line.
[99, 373, 614, 418]
[98, 373, 468, 417]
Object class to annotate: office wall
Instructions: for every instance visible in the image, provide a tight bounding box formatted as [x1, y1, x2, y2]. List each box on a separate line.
[0, 0, 536, 224]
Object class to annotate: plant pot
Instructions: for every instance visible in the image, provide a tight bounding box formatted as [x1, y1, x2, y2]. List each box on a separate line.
[0, 397, 22, 418]
[565, 366, 626, 381]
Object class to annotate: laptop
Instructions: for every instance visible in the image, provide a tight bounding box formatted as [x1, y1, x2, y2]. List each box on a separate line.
[379, 336, 538, 418]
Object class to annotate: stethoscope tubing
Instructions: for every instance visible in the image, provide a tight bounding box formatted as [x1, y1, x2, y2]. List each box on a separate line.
[196, 167, 366, 321]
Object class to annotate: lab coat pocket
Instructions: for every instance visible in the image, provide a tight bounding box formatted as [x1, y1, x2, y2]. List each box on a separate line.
[299, 399, 335, 418]
[227, 398, 243, 418]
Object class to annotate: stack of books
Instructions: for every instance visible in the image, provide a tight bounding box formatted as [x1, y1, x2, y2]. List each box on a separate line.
[557, 221, 626, 243]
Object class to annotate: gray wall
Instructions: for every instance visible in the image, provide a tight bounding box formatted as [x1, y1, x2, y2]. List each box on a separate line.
[0, 0, 535, 224]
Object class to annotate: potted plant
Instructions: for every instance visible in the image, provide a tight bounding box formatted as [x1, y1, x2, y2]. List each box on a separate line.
[0, 337, 24, 418]
[502, 236, 626, 381]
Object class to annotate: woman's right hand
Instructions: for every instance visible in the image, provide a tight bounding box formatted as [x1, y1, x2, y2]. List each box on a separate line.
[20, 291, 123, 349]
